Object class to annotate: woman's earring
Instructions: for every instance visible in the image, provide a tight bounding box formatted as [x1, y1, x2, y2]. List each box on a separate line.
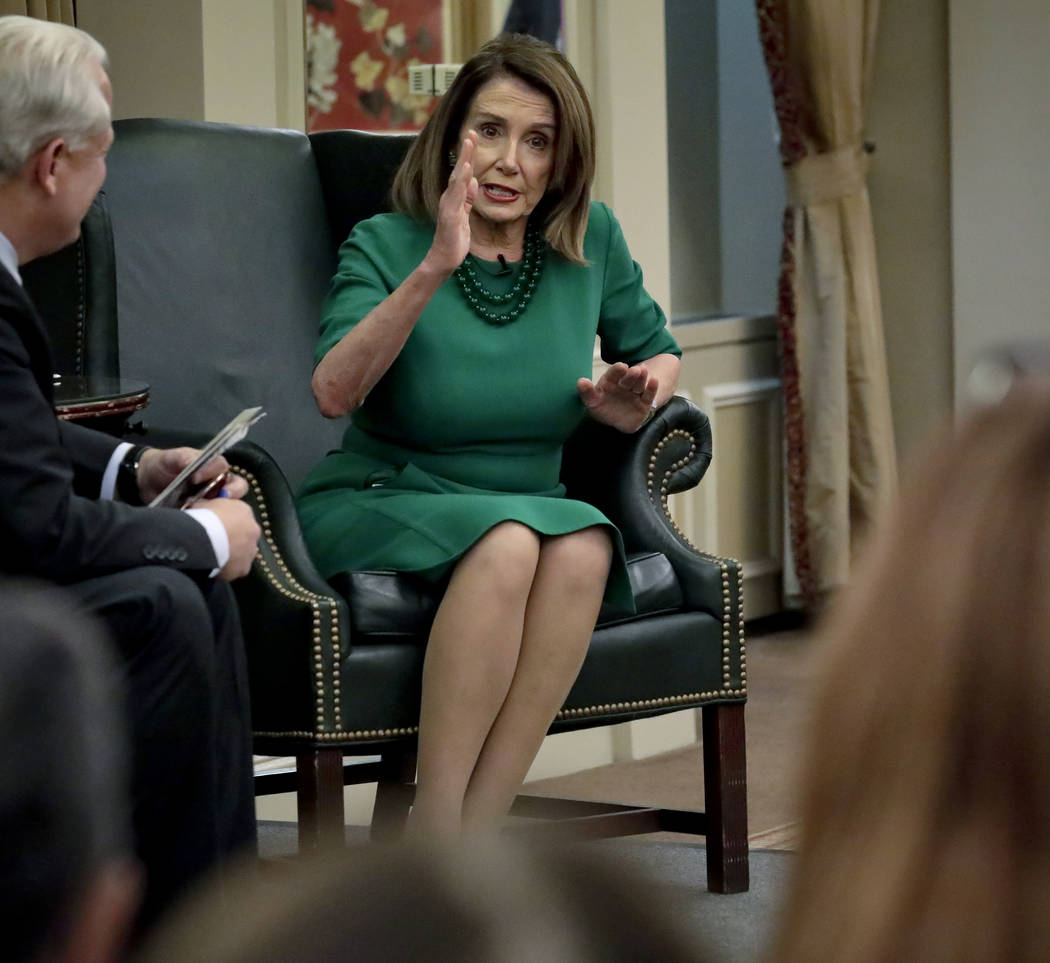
[448, 150, 457, 168]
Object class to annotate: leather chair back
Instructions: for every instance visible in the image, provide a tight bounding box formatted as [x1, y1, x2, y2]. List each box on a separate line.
[103, 119, 339, 489]
[308, 129, 414, 253]
[21, 194, 119, 378]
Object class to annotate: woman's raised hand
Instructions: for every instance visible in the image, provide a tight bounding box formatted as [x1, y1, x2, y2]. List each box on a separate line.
[428, 131, 479, 275]
[577, 362, 659, 433]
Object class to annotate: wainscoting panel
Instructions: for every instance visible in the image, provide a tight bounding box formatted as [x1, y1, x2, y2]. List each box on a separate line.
[672, 316, 783, 619]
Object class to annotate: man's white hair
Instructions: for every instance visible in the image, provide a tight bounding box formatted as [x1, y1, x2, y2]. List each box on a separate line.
[0, 15, 110, 179]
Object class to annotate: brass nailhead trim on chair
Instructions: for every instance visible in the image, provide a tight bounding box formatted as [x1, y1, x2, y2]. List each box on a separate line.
[556, 425, 748, 721]
[254, 726, 420, 742]
[651, 431, 746, 692]
[233, 468, 344, 738]
[73, 241, 86, 374]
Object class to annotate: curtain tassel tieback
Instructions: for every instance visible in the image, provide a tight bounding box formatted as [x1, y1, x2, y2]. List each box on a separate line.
[784, 145, 870, 206]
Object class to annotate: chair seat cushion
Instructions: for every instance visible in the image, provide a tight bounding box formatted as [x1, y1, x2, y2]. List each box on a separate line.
[329, 551, 684, 641]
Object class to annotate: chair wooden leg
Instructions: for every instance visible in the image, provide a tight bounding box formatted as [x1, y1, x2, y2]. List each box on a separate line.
[370, 749, 417, 841]
[702, 703, 749, 893]
[296, 747, 346, 851]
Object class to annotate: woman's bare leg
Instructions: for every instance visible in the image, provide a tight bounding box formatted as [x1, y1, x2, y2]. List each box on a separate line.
[409, 522, 540, 835]
[461, 526, 612, 831]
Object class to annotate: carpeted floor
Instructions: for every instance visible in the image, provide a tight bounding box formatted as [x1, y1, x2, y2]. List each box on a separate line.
[587, 838, 794, 961]
[524, 618, 817, 852]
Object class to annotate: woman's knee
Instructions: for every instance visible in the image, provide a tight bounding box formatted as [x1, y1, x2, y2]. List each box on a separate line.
[539, 528, 613, 591]
[447, 522, 541, 607]
[468, 522, 541, 575]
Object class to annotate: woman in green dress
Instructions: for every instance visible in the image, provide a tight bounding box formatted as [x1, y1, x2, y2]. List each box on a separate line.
[298, 33, 681, 835]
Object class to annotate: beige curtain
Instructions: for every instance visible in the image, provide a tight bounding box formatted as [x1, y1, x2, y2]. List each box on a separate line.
[0, 0, 75, 24]
[756, 0, 897, 609]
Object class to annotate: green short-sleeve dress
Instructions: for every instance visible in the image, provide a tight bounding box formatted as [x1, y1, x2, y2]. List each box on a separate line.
[296, 201, 681, 613]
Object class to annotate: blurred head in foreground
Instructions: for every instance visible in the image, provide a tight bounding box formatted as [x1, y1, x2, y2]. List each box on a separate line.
[0, 580, 138, 963]
[140, 834, 711, 963]
[775, 375, 1050, 963]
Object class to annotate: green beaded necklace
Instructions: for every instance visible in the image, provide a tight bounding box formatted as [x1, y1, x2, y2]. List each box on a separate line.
[454, 223, 546, 326]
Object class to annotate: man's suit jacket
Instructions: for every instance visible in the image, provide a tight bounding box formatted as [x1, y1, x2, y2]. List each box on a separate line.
[0, 264, 217, 582]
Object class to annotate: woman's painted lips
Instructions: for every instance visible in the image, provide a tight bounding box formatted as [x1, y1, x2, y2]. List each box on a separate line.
[482, 184, 521, 201]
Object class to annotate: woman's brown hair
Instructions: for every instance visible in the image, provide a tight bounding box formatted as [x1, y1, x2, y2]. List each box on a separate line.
[774, 376, 1050, 963]
[391, 33, 595, 265]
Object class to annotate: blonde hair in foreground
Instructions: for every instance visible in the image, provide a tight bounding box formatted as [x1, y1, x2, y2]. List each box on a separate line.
[774, 376, 1050, 963]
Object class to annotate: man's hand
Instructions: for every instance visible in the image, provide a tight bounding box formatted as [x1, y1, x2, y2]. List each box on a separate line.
[577, 362, 659, 433]
[195, 497, 261, 581]
[137, 447, 249, 504]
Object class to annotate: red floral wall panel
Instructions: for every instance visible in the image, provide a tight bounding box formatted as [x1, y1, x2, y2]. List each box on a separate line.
[306, 0, 443, 132]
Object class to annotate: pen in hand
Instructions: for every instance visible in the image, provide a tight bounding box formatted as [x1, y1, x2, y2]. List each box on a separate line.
[180, 471, 228, 510]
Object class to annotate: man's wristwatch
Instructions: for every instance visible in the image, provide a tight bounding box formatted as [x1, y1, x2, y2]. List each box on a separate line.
[116, 445, 151, 504]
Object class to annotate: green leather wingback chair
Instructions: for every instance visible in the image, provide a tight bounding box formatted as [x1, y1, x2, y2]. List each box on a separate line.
[24, 118, 749, 893]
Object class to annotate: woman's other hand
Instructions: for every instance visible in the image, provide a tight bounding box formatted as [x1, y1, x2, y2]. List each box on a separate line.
[426, 131, 479, 275]
[577, 362, 659, 433]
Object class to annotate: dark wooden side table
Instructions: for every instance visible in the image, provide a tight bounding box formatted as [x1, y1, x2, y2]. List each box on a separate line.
[53, 375, 150, 436]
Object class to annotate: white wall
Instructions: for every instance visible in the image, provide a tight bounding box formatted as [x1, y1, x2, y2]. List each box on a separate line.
[868, 0, 952, 458]
[78, 0, 205, 121]
[78, 0, 304, 129]
[949, 0, 1050, 401]
[202, 0, 304, 129]
[589, 0, 671, 312]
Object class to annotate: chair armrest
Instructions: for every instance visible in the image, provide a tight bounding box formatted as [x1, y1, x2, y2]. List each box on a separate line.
[561, 396, 739, 615]
[134, 428, 350, 736]
[135, 428, 340, 602]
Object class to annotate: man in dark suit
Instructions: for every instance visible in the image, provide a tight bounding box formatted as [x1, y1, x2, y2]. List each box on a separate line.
[0, 15, 262, 931]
